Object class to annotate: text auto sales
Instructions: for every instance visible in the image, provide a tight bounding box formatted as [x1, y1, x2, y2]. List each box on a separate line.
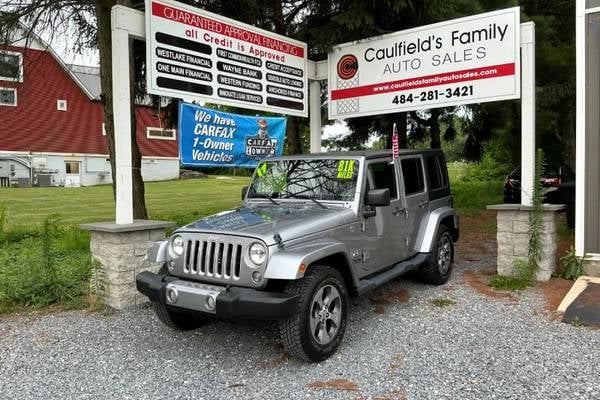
[363, 23, 509, 74]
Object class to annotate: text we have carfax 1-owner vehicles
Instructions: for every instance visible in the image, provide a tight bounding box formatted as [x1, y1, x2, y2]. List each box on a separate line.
[137, 149, 459, 362]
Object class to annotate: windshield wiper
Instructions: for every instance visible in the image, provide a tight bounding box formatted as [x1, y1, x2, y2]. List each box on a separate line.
[288, 194, 328, 209]
[250, 194, 279, 205]
[310, 198, 328, 209]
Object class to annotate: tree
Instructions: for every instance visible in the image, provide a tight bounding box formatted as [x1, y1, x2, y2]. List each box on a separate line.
[0, 0, 149, 219]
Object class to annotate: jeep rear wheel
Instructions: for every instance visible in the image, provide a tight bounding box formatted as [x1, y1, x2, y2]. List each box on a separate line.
[419, 225, 454, 285]
[152, 265, 209, 331]
[279, 266, 348, 362]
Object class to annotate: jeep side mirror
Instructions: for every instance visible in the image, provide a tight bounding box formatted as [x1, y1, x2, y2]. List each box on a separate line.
[241, 186, 249, 200]
[366, 188, 390, 207]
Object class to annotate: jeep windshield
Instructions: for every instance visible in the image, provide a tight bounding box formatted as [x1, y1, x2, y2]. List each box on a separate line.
[247, 158, 360, 202]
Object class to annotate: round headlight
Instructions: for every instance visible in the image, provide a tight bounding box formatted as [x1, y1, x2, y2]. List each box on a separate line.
[170, 235, 185, 258]
[249, 242, 267, 266]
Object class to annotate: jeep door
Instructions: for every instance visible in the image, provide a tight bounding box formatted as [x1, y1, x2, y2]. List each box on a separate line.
[361, 158, 409, 271]
[399, 156, 428, 256]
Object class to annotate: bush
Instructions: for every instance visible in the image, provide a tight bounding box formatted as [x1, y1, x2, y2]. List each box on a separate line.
[451, 181, 503, 213]
[448, 155, 512, 183]
[559, 247, 584, 280]
[0, 216, 93, 312]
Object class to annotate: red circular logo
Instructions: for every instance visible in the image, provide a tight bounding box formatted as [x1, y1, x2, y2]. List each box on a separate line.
[337, 54, 358, 80]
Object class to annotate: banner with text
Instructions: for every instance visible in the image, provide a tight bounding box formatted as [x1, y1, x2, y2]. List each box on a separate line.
[146, 0, 308, 117]
[328, 7, 520, 119]
[178, 103, 287, 168]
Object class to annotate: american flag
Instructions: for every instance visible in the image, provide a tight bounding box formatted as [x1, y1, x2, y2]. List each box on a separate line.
[392, 122, 399, 159]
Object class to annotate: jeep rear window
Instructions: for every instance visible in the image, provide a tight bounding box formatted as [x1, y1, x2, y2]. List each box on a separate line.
[401, 158, 425, 195]
[248, 159, 359, 201]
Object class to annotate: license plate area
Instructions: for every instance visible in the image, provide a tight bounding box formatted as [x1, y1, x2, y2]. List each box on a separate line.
[164, 280, 226, 314]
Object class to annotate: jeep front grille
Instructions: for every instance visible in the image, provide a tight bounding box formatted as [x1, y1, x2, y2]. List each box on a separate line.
[183, 240, 242, 280]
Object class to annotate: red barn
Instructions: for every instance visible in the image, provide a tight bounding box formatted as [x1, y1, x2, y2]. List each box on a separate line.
[0, 32, 179, 187]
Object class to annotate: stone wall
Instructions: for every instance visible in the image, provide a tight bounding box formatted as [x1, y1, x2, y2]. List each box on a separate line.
[584, 259, 600, 277]
[81, 221, 174, 310]
[487, 204, 564, 282]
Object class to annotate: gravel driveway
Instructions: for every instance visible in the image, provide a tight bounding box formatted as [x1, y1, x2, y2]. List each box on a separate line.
[1, 255, 599, 400]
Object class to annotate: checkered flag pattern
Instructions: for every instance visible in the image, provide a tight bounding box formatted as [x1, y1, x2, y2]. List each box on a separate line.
[336, 73, 359, 115]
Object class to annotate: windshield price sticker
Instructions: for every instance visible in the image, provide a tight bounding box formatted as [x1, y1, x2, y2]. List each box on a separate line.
[256, 162, 268, 177]
[337, 160, 356, 179]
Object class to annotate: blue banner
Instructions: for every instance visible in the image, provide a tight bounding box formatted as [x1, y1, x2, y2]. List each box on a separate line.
[178, 102, 287, 168]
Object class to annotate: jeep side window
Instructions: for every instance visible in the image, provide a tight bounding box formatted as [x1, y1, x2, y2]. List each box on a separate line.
[426, 155, 446, 190]
[367, 161, 398, 199]
[401, 158, 424, 195]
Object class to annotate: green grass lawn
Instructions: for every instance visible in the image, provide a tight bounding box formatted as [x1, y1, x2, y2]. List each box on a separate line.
[0, 172, 502, 227]
[0, 177, 249, 227]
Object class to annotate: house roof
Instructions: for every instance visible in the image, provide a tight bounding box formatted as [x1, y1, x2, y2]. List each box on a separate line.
[7, 23, 97, 100]
[68, 64, 102, 100]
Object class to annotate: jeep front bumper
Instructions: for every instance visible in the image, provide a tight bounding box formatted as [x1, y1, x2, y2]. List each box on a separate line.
[136, 271, 299, 320]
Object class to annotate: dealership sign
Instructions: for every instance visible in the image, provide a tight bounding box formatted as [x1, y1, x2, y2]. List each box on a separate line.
[178, 103, 287, 168]
[146, 0, 308, 117]
[328, 7, 520, 119]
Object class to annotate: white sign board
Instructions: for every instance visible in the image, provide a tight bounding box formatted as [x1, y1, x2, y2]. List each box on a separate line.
[146, 0, 308, 117]
[328, 7, 520, 119]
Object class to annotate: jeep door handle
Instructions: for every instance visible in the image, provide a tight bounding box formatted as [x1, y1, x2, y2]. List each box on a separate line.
[418, 200, 429, 208]
[392, 207, 406, 216]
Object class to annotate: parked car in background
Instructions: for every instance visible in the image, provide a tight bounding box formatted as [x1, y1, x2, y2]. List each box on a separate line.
[503, 163, 575, 227]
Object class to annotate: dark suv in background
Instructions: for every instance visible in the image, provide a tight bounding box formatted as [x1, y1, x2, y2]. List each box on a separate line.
[503, 163, 575, 227]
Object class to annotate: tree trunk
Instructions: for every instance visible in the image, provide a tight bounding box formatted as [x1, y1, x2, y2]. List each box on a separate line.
[397, 112, 408, 149]
[286, 117, 303, 154]
[96, 0, 117, 201]
[429, 109, 441, 149]
[129, 38, 148, 219]
[96, 0, 148, 219]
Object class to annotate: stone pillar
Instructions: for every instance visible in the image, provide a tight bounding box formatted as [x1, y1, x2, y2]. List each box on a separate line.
[80, 220, 175, 309]
[486, 204, 565, 281]
[583, 259, 600, 277]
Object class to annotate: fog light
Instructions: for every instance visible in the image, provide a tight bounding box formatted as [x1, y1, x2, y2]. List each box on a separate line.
[205, 295, 216, 310]
[251, 271, 262, 283]
[167, 260, 176, 271]
[166, 287, 178, 303]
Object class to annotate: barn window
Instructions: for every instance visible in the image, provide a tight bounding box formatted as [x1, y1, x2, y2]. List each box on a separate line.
[57, 99, 68, 111]
[0, 50, 23, 82]
[147, 127, 176, 140]
[0, 88, 17, 106]
[65, 161, 80, 174]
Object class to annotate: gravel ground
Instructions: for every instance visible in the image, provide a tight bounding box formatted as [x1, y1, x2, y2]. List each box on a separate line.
[1, 256, 599, 400]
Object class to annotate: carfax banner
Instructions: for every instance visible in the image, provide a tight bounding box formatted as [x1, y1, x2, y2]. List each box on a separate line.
[178, 102, 287, 168]
[328, 7, 520, 119]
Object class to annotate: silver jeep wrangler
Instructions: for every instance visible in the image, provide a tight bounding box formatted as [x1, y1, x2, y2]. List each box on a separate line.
[137, 149, 459, 362]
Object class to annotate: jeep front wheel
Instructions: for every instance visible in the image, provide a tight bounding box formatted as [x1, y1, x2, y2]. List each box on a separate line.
[279, 266, 348, 362]
[152, 265, 209, 331]
[419, 225, 454, 285]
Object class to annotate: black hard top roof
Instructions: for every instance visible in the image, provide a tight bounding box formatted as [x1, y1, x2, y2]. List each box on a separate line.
[275, 148, 443, 160]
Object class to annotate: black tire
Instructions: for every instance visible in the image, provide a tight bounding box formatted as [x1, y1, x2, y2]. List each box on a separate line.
[278, 266, 348, 362]
[152, 265, 209, 331]
[419, 225, 454, 285]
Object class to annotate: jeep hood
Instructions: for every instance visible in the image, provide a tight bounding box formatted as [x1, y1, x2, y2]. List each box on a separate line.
[178, 204, 356, 246]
